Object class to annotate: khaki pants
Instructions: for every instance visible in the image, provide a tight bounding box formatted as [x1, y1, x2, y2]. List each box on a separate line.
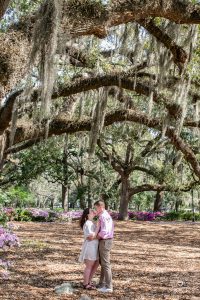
[99, 239, 113, 289]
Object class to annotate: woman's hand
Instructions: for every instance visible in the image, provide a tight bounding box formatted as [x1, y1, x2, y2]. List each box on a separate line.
[87, 233, 95, 240]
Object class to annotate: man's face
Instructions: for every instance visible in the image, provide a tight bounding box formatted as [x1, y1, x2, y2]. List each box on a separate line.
[94, 205, 102, 215]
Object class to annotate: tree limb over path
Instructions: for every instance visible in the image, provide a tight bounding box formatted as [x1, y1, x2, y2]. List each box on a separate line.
[1, 0, 196, 89]
[6, 108, 200, 180]
[0, 0, 197, 125]
[128, 182, 198, 196]
[0, 64, 182, 135]
[65, 0, 200, 38]
[138, 18, 188, 69]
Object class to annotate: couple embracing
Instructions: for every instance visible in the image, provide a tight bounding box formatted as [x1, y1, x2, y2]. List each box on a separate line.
[79, 200, 114, 293]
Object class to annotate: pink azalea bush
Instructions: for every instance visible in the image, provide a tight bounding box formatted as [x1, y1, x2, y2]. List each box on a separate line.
[109, 210, 165, 221]
[58, 210, 164, 221]
[59, 210, 83, 221]
[27, 208, 49, 220]
[0, 224, 20, 279]
[3, 208, 16, 220]
[0, 227, 20, 248]
[2, 207, 166, 222]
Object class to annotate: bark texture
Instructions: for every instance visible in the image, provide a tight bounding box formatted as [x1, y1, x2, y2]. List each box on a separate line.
[0, 0, 10, 20]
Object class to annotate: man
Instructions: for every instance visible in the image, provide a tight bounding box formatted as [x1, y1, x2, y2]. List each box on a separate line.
[94, 200, 114, 293]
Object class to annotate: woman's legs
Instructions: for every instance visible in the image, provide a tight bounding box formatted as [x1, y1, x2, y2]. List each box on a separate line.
[89, 260, 99, 284]
[83, 260, 95, 285]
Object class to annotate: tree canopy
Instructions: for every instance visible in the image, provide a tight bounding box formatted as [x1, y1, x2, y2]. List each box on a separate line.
[1, 0, 200, 218]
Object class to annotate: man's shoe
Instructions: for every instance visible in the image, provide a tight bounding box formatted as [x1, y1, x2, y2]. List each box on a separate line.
[96, 282, 105, 289]
[97, 287, 113, 293]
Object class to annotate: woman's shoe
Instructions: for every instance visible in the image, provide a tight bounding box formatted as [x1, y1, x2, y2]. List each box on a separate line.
[89, 282, 96, 287]
[83, 284, 96, 290]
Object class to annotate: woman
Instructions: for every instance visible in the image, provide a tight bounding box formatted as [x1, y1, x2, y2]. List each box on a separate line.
[79, 208, 99, 290]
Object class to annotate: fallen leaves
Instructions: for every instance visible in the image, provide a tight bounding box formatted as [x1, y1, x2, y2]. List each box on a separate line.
[0, 220, 200, 300]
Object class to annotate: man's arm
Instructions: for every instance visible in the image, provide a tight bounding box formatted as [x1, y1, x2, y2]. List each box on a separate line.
[87, 220, 100, 240]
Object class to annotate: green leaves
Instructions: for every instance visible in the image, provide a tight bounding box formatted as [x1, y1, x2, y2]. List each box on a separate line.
[0, 186, 34, 208]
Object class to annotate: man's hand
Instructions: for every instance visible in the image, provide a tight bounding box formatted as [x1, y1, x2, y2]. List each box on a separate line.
[97, 234, 101, 240]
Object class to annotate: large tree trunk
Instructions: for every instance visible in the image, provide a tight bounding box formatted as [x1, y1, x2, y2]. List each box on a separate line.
[119, 176, 131, 220]
[0, 0, 10, 20]
[50, 197, 54, 210]
[62, 134, 69, 211]
[62, 185, 68, 210]
[175, 199, 182, 212]
[154, 191, 164, 211]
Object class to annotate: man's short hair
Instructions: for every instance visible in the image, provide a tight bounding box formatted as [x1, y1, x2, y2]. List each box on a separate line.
[94, 200, 105, 207]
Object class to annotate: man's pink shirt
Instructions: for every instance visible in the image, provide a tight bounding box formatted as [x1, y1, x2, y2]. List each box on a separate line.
[98, 210, 114, 239]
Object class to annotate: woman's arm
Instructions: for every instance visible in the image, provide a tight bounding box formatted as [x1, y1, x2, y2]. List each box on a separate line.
[84, 221, 95, 239]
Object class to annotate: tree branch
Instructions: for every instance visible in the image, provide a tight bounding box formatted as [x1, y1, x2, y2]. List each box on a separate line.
[65, 0, 200, 38]
[138, 18, 187, 69]
[129, 181, 198, 196]
[97, 139, 124, 175]
[5, 108, 200, 180]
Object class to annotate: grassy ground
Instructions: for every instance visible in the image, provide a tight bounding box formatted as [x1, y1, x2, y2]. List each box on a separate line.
[0, 220, 200, 300]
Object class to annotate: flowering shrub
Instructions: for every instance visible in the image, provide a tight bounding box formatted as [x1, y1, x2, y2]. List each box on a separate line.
[0, 224, 20, 279]
[130, 211, 164, 221]
[2, 208, 166, 222]
[4, 208, 200, 222]
[10, 208, 49, 222]
[27, 208, 49, 221]
[0, 259, 11, 279]
[109, 210, 165, 221]
[3, 208, 16, 220]
[58, 210, 83, 222]
[0, 226, 20, 248]
[2, 208, 83, 222]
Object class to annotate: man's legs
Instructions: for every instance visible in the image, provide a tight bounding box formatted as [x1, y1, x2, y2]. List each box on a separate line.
[98, 261, 105, 287]
[99, 239, 113, 289]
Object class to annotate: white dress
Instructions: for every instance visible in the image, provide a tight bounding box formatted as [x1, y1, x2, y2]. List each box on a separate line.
[79, 220, 99, 263]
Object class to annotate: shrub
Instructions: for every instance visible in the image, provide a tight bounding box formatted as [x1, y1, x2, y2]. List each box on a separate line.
[27, 208, 49, 221]
[0, 224, 20, 279]
[14, 208, 32, 222]
[0, 210, 9, 226]
[164, 211, 182, 221]
[164, 211, 200, 221]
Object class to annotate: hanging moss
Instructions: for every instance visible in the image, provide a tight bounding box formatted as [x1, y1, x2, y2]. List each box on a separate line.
[66, 0, 106, 20]
[26, 0, 64, 119]
[0, 30, 29, 98]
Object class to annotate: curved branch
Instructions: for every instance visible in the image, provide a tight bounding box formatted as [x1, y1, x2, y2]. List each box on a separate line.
[66, 0, 200, 38]
[0, 89, 22, 135]
[129, 181, 198, 196]
[133, 166, 160, 179]
[129, 183, 173, 196]
[138, 18, 187, 69]
[5, 108, 200, 180]
[0, 64, 148, 134]
[97, 140, 124, 175]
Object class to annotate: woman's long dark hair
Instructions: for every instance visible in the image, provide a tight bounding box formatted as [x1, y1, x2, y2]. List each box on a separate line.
[80, 208, 90, 229]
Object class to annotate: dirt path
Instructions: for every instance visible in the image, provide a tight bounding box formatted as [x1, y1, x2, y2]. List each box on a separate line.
[0, 221, 200, 300]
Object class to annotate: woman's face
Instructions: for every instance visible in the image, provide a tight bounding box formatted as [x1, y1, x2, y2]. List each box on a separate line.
[88, 209, 95, 220]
